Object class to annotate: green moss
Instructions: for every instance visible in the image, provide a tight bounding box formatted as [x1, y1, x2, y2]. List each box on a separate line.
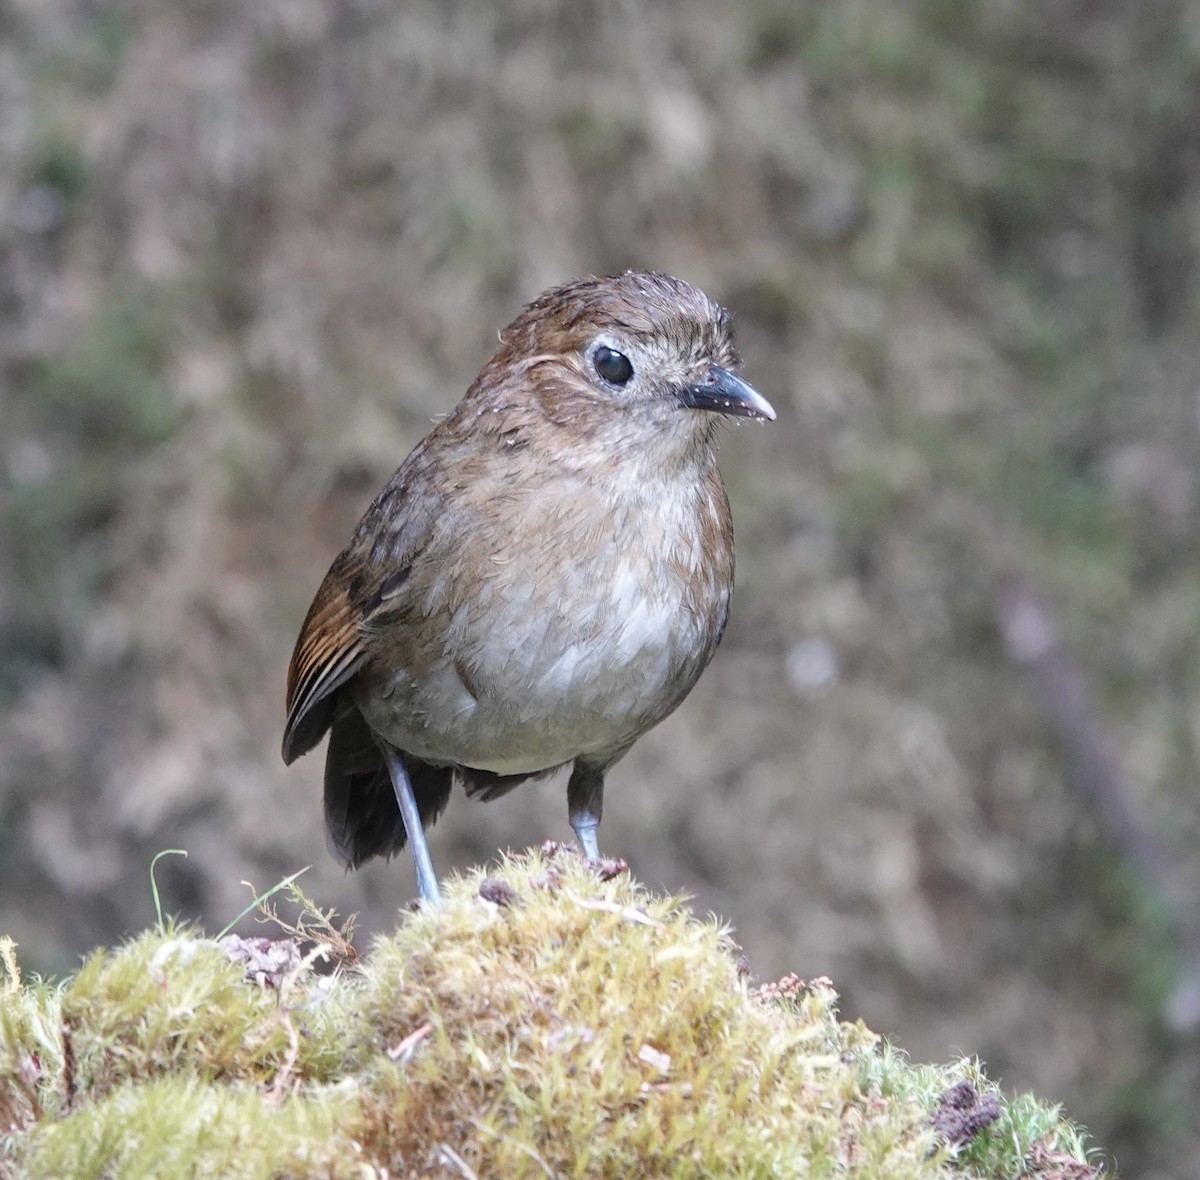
[0, 852, 1102, 1178]
[23, 1077, 360, 1180]
[60, 933, 353, 1097]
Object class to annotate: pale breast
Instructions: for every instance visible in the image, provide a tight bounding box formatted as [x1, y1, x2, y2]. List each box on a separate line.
[355, 468, 732, 774]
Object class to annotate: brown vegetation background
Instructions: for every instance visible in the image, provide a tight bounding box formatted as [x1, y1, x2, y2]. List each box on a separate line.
[2, 2, 1199, 1175]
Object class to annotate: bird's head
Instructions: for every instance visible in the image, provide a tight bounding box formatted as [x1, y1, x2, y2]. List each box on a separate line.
[478, 271, 774, 463]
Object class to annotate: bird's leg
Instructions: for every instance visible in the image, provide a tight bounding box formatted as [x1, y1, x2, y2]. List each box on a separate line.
[567, 761, 605, 861]
[377, 741, 442, 903]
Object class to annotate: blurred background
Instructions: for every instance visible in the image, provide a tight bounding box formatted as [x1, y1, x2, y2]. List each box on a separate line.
[2, 0, 1198, 1174]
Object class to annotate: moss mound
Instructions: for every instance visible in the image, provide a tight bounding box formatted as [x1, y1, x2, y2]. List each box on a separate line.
[0, 849, 1101, 1178]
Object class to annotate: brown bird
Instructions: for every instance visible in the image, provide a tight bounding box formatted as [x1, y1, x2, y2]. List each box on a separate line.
[283, 271, 774, 901]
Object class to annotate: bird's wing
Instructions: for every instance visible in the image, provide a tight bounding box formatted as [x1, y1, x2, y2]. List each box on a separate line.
[282, 553, 369, 764]
[282, 444, 453, 763]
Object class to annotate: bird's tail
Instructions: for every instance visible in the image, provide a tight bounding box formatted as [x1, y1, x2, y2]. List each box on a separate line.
[323, 701, 452, 869]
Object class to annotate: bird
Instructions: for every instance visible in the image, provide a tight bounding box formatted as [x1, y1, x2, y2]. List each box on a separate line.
[282, 270, 774, 902]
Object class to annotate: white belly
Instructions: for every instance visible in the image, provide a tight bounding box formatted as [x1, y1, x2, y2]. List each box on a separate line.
[355, 554, 721, 773]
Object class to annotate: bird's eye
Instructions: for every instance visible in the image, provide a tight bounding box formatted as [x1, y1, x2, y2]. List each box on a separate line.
[593, 346, 634, 386]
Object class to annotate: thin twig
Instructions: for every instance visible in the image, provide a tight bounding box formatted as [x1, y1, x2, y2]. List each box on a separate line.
[435, 1143, 479, 1180]
[565, 893, 664, 929]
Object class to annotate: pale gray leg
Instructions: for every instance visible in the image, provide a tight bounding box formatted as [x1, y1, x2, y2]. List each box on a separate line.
[567, 761, 604, 861]
[379, 742, 442, 903]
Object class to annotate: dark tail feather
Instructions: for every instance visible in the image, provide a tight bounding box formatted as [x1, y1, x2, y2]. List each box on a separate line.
[460, 764, 559, 802]
[323, 702, 452, 869]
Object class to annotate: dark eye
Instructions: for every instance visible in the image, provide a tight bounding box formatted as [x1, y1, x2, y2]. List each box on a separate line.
[593, 345, 634, 386]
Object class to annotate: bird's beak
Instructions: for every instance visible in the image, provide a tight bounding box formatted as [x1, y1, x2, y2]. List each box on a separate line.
[678, 365, 776, 421]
